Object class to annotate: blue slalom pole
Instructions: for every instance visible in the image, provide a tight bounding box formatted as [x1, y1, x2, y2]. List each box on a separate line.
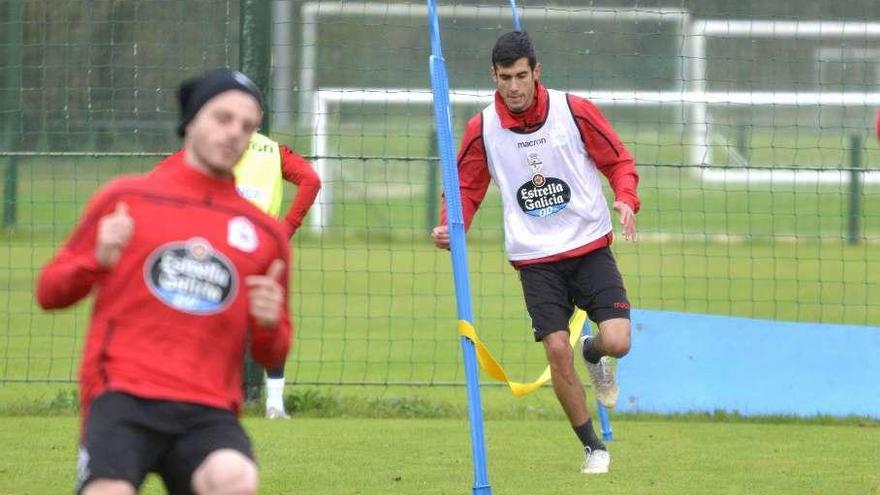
[581, 319, 614, 441]
[596, 401, 614, 441]
[426, 2, 492, 494]
[508, 0, 522, 32]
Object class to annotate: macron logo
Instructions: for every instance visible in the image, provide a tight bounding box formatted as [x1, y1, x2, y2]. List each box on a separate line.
[516, 137, 547, 149]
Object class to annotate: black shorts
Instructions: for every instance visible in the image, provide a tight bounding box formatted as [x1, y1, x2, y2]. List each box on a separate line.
[519, 247, 631, 341]
[76, 391, 253, 495]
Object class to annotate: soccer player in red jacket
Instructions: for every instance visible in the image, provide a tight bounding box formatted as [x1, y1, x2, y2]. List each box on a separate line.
[431, 32, 639, 474]
[262, 142, 319, 418]
[36, 69, 291, 495]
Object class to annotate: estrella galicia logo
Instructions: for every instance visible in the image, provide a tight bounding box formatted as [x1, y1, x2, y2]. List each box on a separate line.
[517, 177, 571, 217]
[144, 238, 237, 315]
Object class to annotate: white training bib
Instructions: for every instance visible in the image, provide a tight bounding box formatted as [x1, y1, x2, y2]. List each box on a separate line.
[482, 89, 612, 261]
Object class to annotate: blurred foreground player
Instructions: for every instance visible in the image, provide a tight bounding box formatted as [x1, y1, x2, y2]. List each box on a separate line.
[36, 69, 291, 495]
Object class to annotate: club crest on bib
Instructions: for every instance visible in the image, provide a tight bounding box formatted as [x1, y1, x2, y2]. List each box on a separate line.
[228, 216, 258, 253]
[516, 152, 571, 217]
[144, 237, 237, 314]
[527, 152, 544, 176]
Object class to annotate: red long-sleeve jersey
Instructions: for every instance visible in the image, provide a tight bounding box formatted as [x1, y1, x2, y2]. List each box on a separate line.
[442, 82, 640, 267]
[279, 144, 321, 236]
[36, 151, 291, 420]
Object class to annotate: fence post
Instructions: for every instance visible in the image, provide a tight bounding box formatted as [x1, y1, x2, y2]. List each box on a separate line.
[3, 158, 18, 228]
[3, 0, 23, 229]
[847, 134, 863, 245]
[426, 126, 439, 231]
[239, 0, 273, 403]
[240, 0, 272, 135]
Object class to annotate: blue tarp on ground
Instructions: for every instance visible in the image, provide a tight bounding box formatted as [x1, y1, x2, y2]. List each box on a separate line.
[615, 309, 880, 418]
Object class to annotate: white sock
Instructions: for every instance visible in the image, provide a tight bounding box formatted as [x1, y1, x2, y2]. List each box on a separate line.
[265, 377, 286, 411]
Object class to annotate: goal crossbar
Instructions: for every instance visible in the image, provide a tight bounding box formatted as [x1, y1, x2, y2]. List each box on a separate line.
[309, 88, 880, 230]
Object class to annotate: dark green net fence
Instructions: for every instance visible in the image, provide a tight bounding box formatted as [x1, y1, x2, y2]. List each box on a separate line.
[2, 0, 878, 387]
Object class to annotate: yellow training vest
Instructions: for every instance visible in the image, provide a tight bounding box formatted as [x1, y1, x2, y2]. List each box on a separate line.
[234, 133, 284, 218]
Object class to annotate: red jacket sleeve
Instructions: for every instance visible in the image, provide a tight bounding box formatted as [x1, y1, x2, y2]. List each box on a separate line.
[567, 94, 640, 213]
[440, 114, 491, 230]
[35, 186, 116, 309]
[279, 144, 321, 238]
[248, 240, 292, 370]
[875, 109, 880, 143]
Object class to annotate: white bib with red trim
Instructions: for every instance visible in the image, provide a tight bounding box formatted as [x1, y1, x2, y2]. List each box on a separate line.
[482, 89, 612, 261]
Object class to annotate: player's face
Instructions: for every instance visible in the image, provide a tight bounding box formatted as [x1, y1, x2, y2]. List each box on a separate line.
[185, 90, 262, 177]
[491, 57, 542, 114]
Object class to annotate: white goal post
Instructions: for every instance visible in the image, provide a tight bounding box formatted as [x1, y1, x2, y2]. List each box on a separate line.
[309, 86, 880, 230]
[687, 19, 880, 182]
[294, 2, 692, 124]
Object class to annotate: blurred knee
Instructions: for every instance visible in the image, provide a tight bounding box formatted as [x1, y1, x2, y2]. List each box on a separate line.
[191, 449, 257, 495]
[599, 319, 631, 358]
[81, 479, 137, 495]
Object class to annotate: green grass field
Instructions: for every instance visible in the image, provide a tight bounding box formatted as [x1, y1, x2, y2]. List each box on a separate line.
[1, 412, 879, 494]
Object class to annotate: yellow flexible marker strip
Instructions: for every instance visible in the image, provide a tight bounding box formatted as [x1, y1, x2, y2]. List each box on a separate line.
[457, 310, 587, 397]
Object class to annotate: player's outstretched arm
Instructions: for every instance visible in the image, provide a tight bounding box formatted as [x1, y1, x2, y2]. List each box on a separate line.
[431, 114, 490, 252]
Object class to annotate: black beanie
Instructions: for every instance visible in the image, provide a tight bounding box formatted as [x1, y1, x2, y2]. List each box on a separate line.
[176, 69, 263, 137]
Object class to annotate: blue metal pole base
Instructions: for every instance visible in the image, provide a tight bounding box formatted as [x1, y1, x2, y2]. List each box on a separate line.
[473, 484, 492, 495]
[582, 319, 614, 441]
[596, 401, 614, 441]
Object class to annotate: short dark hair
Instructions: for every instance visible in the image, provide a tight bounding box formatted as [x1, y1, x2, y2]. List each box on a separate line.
[491, 31, 537, 70]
